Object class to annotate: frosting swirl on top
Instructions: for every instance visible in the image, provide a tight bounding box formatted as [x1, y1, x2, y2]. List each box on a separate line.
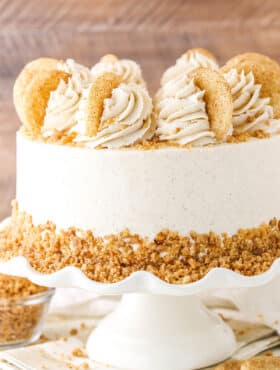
[155, 74, 216, 146]
[224, 69, 280, 134]
[43, 79, 80, 133]
[43, 59, 93, 134]
[91, 55, 145, 85]
[73, 82, 154, 148]
[58, 59, 93, 93]
[161, 50, 219, 86]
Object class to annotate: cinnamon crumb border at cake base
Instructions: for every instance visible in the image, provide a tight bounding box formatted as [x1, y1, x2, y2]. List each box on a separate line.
[1, 201, 280, 284]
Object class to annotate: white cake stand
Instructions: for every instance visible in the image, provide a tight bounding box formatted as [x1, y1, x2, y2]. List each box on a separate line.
[1, 254, 280, 370]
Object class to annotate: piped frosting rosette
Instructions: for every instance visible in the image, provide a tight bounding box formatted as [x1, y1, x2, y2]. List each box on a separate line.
[161, 48, 219, 86]
[13, 58, 93, 136]
[155, 68, 233, 146]
[43, 59, 94, 134]
[72, 72, 155, 149]
[221, 53, 280, 135]
[91, 54, 145, 86]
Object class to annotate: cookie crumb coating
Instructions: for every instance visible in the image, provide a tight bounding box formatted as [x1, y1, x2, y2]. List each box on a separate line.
[2, 202, 280, 285]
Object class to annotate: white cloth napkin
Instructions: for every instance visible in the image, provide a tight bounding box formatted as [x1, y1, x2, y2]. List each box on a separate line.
[0, 337, 94, 370]
[0, 315, 278, 370]
[1, 285, 280, 370]
[0, 289, 119, 370]
[50, 288, 119, 317]
[203, 275, 280, 333]
[0, 302, 279, 370]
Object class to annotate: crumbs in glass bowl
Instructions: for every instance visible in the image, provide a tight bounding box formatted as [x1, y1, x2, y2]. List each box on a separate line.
[0, 274, 54, 348]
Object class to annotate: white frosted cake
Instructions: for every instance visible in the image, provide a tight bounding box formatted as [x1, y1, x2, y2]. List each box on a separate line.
[1, 49, 280, 284]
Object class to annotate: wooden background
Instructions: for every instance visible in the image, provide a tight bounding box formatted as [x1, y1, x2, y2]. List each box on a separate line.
[0, 0, 280, 218]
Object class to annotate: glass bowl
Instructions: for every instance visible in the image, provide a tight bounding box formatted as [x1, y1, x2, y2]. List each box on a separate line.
[0, 287, 55, 349]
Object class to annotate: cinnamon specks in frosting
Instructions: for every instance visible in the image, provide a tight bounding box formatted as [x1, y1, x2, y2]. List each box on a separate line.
[1, 202, 280, 285]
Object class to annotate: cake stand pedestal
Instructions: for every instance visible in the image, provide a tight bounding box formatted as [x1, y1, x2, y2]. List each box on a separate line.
[87, 293, 235, 370]
[1, 256, 280, 370]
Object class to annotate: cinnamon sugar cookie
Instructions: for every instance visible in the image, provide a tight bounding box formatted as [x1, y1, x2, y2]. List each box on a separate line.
[223, 52, 279, 70]
[83, 72, 122, 136]
[189, 67, 233, 141]
[14, 58, 60, 122]
[21, 69, 69, 135]
[222, 53, 280, 118]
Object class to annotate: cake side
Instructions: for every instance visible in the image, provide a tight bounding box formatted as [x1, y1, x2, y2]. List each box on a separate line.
[17, 131, 280, 237]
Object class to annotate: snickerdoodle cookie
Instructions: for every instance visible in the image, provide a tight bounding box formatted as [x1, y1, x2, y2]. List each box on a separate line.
[13, 58, 60, 124]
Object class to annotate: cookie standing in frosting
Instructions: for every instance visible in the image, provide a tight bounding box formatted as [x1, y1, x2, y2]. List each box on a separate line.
[222, 53, 280, 134]
[91, 54, 145, 85]
[190, 68, 233, 141]
[19, 70, 70, 136]
[72, 72, 155, 148]
[76, 72, 122, 137]
[155, 68, 233, 146]
[13, 51, 280, 148]
[13, 58, 61, 127]
[161, 48, 219, 86]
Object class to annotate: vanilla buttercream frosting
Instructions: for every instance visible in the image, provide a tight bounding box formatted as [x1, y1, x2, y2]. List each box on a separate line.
[224, 68, 280, 134]
[16, 131, 280, 238]
[91, 55, 145, 85]
[58, 59, 93, 93]
[73, 82, 154, 148]
[43, 59, 93, 134]
[155, 74, 217, 146]
[43, 79, 80, 133]
[161, 50, 219, 86]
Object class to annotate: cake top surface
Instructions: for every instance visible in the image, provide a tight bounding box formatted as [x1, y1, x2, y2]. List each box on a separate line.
[13, 51, 280, 150]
